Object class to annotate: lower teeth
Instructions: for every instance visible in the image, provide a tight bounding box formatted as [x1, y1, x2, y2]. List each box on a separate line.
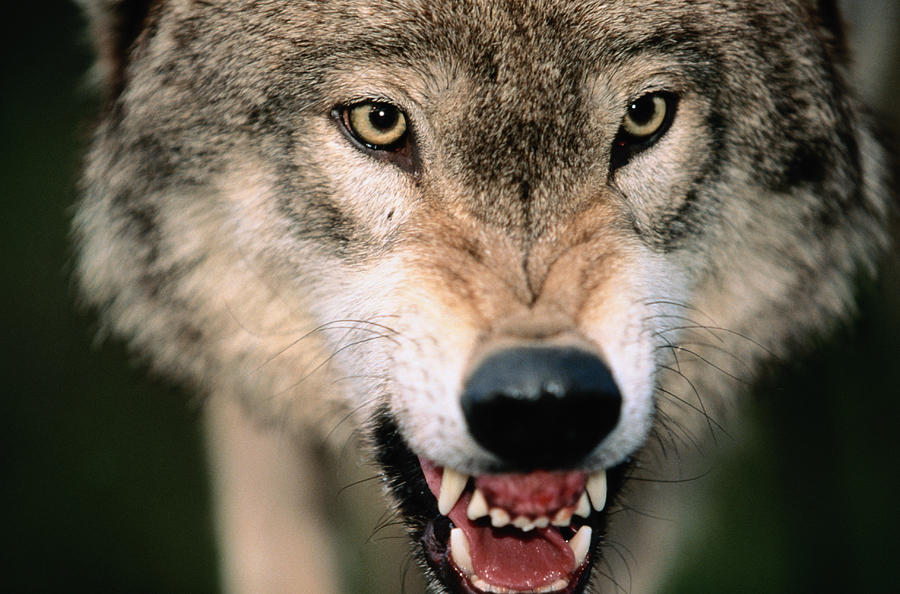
[450, 528, 474, 575]
[471, 576, 570, 593]
[447, 525, 592, 593]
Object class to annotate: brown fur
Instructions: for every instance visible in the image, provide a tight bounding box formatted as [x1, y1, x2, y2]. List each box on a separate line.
[74, 1, 894, 592]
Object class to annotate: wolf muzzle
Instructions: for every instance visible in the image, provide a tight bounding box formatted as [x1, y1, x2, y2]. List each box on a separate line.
[461, 346, 622, 470]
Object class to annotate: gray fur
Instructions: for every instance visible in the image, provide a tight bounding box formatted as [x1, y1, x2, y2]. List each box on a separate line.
[74, 1, 894, 592]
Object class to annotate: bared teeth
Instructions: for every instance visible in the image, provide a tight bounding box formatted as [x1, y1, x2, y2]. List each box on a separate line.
[586, 470, 607, 512]
[489, 507, 511, 528]
[448, 467, 609, 560]
[574, 492, 591, 518]
[466, 488, 489, 521]
[552, 506, 574, 526]
[450, 528, 474, 576]
[568, 525, 592, 569]
[453, 507, 582, 594]
[471, 577, 506, 593]
[438, 468, 469, 515]
[469, 577, 570, 594]
[537, 578, 570, 593]
[509, 514, 550, 532]
[446, 471, 606, 594]
[512, 515, 535, 531]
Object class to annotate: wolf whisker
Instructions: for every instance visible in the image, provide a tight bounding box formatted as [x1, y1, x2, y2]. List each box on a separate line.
[642, 298, 719, 326]
[654, 331, 682, 374]
[594, 541, 632, 594]
[647, 314, 727, 344]
[274, 334, 397, 398]
[673, 340, 754, 374]
[336, 473, 382, 499]
[657, 367, 722, 443]
[655, 383, 727, 440]
[655, 344, 750, 385]
[321, 393, 383, 448]
[251, 321, 400, 375]
[400, 552, 419, 594]
[625, 469, 714, 484]
[368, 508, 406, 544]
[655, 324, 779, 360]
[650, 409, 705, 456]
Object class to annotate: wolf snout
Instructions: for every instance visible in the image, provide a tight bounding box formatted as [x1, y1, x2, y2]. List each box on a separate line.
[461, 346, 622, 470]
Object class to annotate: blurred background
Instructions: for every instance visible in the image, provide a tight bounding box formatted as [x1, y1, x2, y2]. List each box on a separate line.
[2, 2, 897, 592]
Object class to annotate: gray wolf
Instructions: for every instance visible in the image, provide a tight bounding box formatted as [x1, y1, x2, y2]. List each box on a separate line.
[73, 0, 895, 592]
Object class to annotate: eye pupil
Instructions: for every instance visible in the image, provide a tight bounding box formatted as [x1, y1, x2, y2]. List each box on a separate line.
[369, 105, 398, 131]
[628, 97, 657, 127]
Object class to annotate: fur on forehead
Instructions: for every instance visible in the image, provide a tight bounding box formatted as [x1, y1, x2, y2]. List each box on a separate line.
[80, 0, 844, 96]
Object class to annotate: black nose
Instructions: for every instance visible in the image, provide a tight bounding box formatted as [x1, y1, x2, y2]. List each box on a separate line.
[461, 346, 622, 469]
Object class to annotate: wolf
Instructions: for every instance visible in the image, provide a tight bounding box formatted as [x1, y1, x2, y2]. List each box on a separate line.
[73, 0, 894, 592]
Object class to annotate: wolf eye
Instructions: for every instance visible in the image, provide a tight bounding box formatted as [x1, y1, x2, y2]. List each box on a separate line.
[623, 94, 669, 137]
[342, 102, 409, 150]
[611, 92, 678, 170]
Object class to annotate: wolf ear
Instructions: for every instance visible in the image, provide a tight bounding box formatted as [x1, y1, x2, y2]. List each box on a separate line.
[78, 0, 156, 99]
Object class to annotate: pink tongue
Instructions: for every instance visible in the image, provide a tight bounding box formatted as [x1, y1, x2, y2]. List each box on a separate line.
[451, 506, 574, 589]
[421, 460, 578, 591]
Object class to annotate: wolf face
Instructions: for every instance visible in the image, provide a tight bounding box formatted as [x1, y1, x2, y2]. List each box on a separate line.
[75, 0, 893, 592]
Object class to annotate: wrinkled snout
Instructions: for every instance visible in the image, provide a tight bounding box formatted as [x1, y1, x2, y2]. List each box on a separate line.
[461, 346, 622, 470]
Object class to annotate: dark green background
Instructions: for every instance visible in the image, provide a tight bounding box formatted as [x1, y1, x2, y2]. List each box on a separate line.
[3, 3, 898, 592]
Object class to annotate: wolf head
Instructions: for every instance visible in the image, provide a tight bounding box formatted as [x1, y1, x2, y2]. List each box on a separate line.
[75, 0, 892, 592]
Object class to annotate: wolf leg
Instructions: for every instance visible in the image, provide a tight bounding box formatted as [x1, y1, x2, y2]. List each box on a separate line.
[204, 397, 338, 594]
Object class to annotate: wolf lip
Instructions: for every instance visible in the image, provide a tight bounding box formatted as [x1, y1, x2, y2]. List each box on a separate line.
[420, 458, 604, 593]
[371, 411, 625, 594]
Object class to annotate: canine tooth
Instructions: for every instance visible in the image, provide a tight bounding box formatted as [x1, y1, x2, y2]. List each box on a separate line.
[450, 528, 474, 576]
[489, 507, 511, 527]
[512, 515, 535, 531]
[533, 515, 549, 528]
[552, 507, 574, 526]
[568, 525, 592, 569]
[586, 470, 607, 512]
[438, 468, 469, 515]
[467, 488, 489, 520]
[575, 492, 591, 518]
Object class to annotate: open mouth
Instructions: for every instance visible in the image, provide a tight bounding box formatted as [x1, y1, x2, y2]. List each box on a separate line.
[373, 411, 628, 594]
[421, 459, 606, 593]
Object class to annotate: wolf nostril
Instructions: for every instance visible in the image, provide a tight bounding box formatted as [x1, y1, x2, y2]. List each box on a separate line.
[461, 346, 622, 469]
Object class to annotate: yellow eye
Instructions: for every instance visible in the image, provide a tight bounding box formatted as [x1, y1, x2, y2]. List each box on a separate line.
[344, 102, 408, 149]
[622, 93, 669, 138]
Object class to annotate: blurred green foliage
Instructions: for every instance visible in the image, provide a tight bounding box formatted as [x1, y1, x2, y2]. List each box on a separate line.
[1, 4, 218, 592]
